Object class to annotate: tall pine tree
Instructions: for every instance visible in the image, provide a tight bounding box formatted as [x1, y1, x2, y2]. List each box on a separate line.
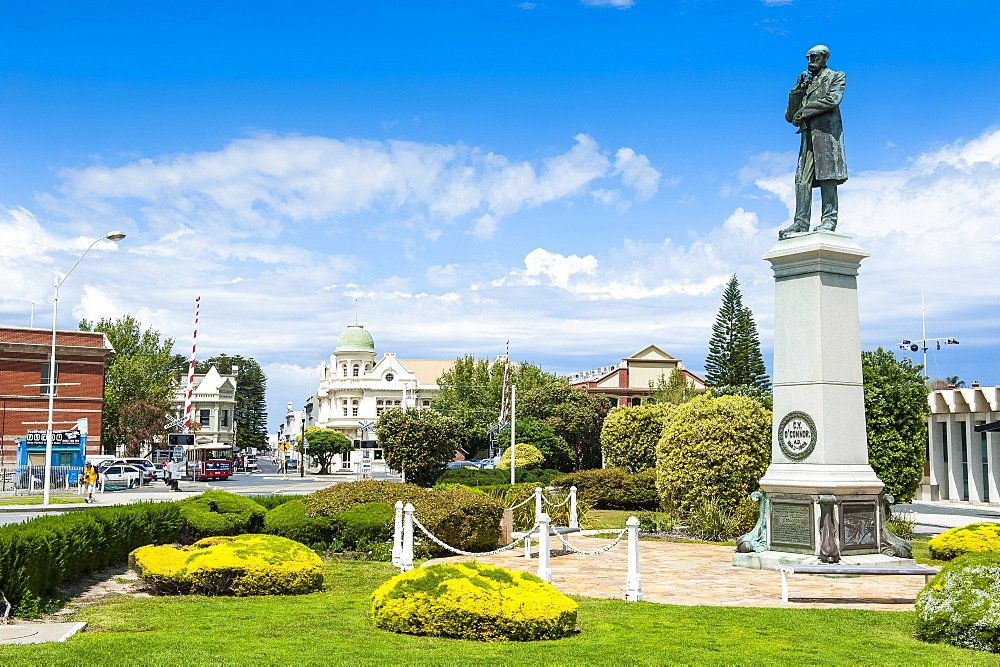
[704, 275, 771, 391]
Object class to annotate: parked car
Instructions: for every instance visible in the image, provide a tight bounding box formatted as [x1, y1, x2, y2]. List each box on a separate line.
[98, 459, 156, 485]
[445, 460, 480, 470]
[99, 464, 143, 489]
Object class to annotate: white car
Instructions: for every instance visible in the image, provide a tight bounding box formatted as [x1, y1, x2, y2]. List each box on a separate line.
[99, 459, 157, 485]
[99, 464, 143, 489]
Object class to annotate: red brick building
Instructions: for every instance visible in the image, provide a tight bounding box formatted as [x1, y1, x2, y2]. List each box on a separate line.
[566, 345, 708, 408]
[0, 327, 113, 466]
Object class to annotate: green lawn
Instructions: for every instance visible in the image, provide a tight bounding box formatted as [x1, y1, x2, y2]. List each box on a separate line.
[1, 560, 995, 665]
[0, 495, 86, 506]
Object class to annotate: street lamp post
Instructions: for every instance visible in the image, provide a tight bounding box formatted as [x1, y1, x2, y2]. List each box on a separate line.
[43, 232, 126, 505]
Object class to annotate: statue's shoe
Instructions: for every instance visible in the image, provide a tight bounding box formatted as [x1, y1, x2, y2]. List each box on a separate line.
[813, 222, 837, 232]
[778, 224, 809, 240]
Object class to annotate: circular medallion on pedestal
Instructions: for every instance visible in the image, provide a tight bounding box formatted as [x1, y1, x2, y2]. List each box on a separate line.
[778, 411, 817, 461]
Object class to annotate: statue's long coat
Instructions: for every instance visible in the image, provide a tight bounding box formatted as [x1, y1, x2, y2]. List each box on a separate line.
[786, 67, 848, 186]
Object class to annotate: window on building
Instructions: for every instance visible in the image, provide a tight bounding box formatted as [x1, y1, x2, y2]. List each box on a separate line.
[220, 410, 229, 427]
[394, 400, 401, 406]
[376, 399, 383, 406]
[352, 399, 359, 405]
[343, 408, 348, 416]
[631, 397, 642, 407]
[385, 373, 394, 382]
[39, 362, 59, 396]
[58, 452, 74, 466]
[200, 409, 211, 426]
[422, 400, 430, 407]
[342, 399, 348, 406]
[352, 364, 360, 377]
[342, 365, 348, 377]
[352, 407, 359, 417]
[342, 450, 351, 468]
[376, 407, 384, 416]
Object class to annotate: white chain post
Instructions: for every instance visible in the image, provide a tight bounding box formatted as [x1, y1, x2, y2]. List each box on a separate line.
[569, 485, 579, 529]
[537, 512, 552, 584]
[625, 516, 643, 601]
[400, 503, 415, 572]
[524, 523, 533, 559]
[391, 500, 403, 567]
[534, 486, 543, 524]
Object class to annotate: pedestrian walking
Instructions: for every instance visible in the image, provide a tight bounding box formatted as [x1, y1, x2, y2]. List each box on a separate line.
[82, 462, 98, 503]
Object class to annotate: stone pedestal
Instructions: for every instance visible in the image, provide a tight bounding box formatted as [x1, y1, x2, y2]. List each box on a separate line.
[734, 232, 913, 569]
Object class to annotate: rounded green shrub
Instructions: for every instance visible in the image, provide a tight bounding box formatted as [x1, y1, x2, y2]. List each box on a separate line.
[928, 522, 1000, 561]
[551, 468, 659, 510]
[130, 534, 324, 596]
[263, 499, 335, 546]
[301, 481, 502, 554]
[601, 403, 674, 472]
[655, 394, 771, 516]
[916, 552, 1000, 651]
[498, 443, 545, 470]
[177, 490, 267, 543]
[371, 562, 577, 641]
[334, 502, 395, 549]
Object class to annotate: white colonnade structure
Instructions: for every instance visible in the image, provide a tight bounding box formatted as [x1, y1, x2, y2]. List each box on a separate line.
[924, 385, 1000, 503]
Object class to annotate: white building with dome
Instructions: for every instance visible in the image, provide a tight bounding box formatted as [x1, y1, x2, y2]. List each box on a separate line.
[313, 324, 453, 470]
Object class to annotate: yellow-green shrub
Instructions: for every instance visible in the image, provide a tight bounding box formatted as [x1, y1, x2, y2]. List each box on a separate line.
[130, 534, 323, 596]
[916, 552, 1000, 651]
[371, 562, 577, 641]
[928, 522, 1000, 561]
[498, 443, 545, 470]
[656, 394, 771, 515]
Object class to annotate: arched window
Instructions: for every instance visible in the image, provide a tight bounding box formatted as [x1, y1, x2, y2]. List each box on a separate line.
[342, 364, 348, 377]
[385, 373, 394, 382]
[631, 397, 642, 407]
[352, 364, 360, 377]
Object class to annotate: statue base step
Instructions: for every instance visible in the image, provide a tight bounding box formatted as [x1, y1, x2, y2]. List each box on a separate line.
[732, 550, 916, 570]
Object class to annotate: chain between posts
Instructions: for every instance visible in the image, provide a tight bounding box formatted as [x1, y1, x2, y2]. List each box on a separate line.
[412, 516, 539, 557]
[555, 528, 629, 555]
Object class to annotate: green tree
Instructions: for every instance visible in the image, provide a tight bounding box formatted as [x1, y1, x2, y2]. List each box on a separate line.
[498, 417, 573, 471]
[648, 368, 700, 405]
[301, 427, 353, 474]
[519, 382, 609, 470]
[375, 407, 461, 486]
[656, 394, 771, 515]
[195, 355, 268, 451]
[704, 275, 770, 391]
[79, 315, 178, 455]
[601, 403, 674, 472]
[709, 385, 773, 410]
[862, 348, 930, 502]
[433, 355, 559, 454]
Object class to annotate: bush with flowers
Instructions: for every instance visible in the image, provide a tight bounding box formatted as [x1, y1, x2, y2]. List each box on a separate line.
[916, 551, 1000, 652]
[130, 534, 323, 596]
[371, 562, 577, 641]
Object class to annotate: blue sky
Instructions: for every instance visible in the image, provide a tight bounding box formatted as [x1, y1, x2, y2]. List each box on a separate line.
[2, 0, 998, 429]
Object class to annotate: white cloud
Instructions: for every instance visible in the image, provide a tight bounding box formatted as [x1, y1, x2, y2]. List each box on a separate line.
[723, 207, 760, 236]
[613, 147, 661, 200]
[43, 133, 658, 243]
[580, 0, 635, 8]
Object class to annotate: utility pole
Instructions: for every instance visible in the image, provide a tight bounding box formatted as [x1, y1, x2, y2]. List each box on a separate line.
[509, 384, 516, 486]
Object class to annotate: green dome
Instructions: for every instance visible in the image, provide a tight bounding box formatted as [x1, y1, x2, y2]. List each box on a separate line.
[335, 324, 375, 354]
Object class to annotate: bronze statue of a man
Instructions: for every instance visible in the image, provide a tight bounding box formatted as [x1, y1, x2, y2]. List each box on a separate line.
[779, 45, 848, 239]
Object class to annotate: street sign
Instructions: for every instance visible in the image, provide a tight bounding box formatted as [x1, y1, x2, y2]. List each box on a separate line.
[278, 442, 290, 452]
[25, 429, 80, 445]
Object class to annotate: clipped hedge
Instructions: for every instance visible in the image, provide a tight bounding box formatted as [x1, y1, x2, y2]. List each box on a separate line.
[263, 499, 335, 546]
[249, 494, 308, 511]
[131, 534, 324, 596]
[0, 502, 181, 610]
[927, 522, 1000, 561]
[435, 468, 562, 487]
[551, 468, 659, 510]
[371, 562, 577, 641]
[916, 552, 1000, 652]
[177, 490, 267, 543]
[301, 481, 502, 554]
[334, 502, 395, 550]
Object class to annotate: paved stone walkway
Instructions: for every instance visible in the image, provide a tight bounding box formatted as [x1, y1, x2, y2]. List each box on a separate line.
[428, 536, 928, 611]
